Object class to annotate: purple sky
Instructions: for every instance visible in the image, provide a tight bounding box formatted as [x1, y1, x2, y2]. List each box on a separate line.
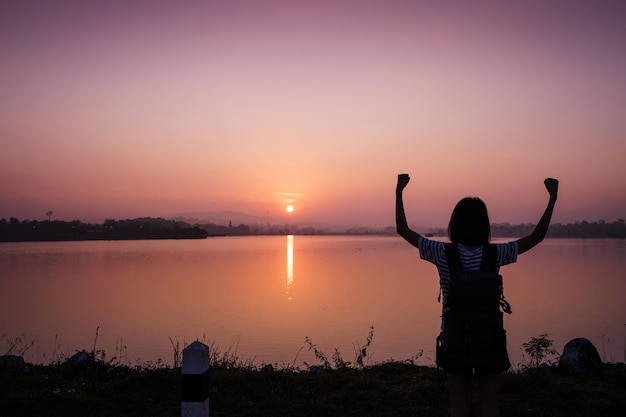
[1, 0, 625, 226]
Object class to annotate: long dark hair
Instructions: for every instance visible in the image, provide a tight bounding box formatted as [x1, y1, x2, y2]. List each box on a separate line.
[447, 197, 491, 245]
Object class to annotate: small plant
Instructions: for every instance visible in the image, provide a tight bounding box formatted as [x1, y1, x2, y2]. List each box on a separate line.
[522, 333, 559, 368]
[354, 325, 375, 368]
[599, 325, 617, 363]
[304, 326, 375, 370]
[2, 333, 35, 356]
[207, 336, 255, 370]
[169, 337, 181, 368]
[304, 336, 332, 369]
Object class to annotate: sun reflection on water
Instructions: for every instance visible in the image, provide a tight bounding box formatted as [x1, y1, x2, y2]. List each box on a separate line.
[286, 234, 294, 300]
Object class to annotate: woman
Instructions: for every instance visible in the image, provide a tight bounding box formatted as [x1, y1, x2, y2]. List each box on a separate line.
[395, 174, 559, 417]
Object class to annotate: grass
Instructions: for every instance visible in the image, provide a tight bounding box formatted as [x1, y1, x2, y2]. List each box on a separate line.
[2, 358, 625, 417]
[2, 330, 626, 417]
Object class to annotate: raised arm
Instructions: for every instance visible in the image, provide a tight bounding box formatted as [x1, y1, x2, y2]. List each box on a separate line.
[516, 178, 559, 254]
[396, 174, 422, 248]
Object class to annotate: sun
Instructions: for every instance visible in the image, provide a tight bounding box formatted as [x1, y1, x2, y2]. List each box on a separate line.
[286, 205, 294, 213]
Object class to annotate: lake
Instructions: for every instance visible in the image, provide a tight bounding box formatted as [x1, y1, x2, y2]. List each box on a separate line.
[1, 236, 624, 369]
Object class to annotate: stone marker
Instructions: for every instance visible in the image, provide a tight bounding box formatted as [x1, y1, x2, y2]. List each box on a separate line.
[182, 341, 210, 417]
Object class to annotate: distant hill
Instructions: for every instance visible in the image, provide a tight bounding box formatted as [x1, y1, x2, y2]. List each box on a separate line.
[171, 211, 353, 234]
[171, 210, 269, 225]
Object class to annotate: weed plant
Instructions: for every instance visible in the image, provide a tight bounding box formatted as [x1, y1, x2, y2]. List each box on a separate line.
[522, 333, 560, 369]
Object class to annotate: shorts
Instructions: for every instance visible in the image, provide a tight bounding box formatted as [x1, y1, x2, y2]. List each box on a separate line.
[435, 331, 511, 376]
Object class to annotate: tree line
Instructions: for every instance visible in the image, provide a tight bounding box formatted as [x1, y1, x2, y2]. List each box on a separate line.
[1, 217, 624, 242]
[0, 217, 208, 241]
[493, 219, 626, 238]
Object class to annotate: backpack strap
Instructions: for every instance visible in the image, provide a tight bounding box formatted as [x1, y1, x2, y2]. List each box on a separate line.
[480, 244, 497, 272]
[440, 243, 460, 303]
[480, 244, 512, 313]
[444, 243, 462, 272]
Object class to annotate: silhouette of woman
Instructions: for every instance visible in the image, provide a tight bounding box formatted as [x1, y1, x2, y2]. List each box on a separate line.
[396, 174, 559, 417]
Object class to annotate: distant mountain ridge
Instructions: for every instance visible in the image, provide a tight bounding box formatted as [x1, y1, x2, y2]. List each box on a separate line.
[171, 210, 351, 231]
[171, 210, 269, 225]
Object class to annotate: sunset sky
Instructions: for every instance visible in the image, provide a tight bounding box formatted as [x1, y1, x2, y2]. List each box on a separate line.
[1, 0, 624, 228]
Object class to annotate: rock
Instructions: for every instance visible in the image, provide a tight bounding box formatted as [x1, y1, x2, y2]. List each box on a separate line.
[65, 350, 93, 367]
[558, 338, 602, 375]
[308, 365, 324, 374]
[0, 355, 25, 369]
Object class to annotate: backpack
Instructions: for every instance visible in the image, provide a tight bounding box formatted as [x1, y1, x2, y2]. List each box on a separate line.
[438, 243, 512, 370]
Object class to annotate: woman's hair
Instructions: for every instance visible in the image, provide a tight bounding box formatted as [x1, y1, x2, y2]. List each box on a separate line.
[447, 197, 491, 245]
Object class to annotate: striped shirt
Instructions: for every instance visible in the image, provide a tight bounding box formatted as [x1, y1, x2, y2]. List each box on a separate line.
[417, 236, 519, 323]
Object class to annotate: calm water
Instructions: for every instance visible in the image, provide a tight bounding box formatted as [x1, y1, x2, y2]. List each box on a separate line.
[1, 236, 624, 368]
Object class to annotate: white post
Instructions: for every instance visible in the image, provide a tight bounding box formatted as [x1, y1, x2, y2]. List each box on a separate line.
[182, 341, 210, 417]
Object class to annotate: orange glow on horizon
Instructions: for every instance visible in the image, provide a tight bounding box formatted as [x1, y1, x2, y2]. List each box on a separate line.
[0, 2, 624, 225]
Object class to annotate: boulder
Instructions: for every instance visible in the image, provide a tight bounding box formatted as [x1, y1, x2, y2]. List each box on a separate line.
[65, 350, 93, 367]
[0, 355, 25, 369]
[308, 365, 324, 374]
[558, 338, 602, 375]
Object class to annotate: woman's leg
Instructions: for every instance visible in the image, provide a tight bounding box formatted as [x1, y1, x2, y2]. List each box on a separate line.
[447, 373, 472, 417]
[478, 374, 502, 417]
